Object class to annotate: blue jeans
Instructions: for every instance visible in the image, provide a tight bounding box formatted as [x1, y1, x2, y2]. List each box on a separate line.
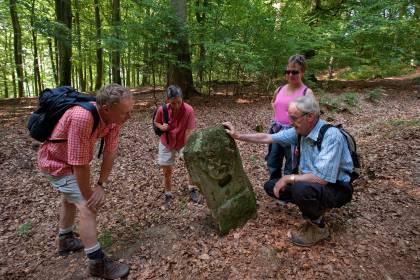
[264, 179, 353, 220]
[266, 142, 292, 180]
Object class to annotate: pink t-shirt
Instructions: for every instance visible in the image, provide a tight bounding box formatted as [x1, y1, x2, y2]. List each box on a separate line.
[155, 102, 196, 150]
[37, 103, 121, 176]
[273, 85, 307, 125]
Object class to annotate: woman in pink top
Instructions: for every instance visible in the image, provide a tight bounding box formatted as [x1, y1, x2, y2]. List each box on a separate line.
[266, 55, 314, 180]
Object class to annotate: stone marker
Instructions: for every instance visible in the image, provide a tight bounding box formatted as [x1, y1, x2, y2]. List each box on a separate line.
[184, 124, 257, 234]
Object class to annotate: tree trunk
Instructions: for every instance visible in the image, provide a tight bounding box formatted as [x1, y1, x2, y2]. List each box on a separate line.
[168, 0, 195, 99]
[94, 0, 103, 90]
[195, 0, 208, 84]
[55, 0, 72, 86]
[30, 0, 42, 95]
[75, 0, 85, 91]
[9, 0, 25, 98]
[47, 38, 58, 85]
[111, 0, 121, 84]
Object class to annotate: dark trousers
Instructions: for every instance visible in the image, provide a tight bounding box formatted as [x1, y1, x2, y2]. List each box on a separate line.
[265, 142, 292, 180]
[264, 179, 353, 220]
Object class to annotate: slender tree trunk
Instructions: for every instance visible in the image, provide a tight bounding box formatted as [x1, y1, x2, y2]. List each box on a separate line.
[9, 0, 25, 98]
[94, 0, 103, 90]
[75, 0, 85, 91]
[111, 0, 121, 84]
[195, 0, 208, 84]
[168, 0, 195, 99]
[30, 0, 42, 95]
[55, 0, 72, 86]
[47, 38, 58, 85]
[126, 50, 131, 86]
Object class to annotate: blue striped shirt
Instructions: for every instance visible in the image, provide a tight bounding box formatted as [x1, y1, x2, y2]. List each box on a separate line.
[271, 119, 354, 183]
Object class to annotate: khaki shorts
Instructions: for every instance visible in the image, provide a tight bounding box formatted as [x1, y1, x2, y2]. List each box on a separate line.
[44, 173, 86, 204]
[158, 142, 184, 166]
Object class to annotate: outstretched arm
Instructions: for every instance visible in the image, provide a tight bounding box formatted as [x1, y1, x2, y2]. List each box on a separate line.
[223, 122, 273, 144]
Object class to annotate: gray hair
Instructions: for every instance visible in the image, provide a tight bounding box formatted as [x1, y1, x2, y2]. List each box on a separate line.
[290, 95, 320, 117]
[288, 54, 306, 71]
[96, 84, 131, 106]
[166, 85, 183, 99]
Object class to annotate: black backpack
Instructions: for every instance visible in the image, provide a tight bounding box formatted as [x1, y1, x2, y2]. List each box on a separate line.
[27, 86, 104, 157]
[152, 103, 169, 143]
[293, 124, 360, 182]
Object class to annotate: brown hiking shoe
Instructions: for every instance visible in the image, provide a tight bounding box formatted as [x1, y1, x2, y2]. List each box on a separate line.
[288, 220, 330, 247]
[58, 236, 84, 256]
[89, 256, 129, 279]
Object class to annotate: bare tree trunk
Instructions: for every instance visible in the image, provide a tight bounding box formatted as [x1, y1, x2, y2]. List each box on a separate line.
[75, 0, 85, 91]
[195, 0, 208, 84]
[55, 0, 72, 86]
[94, 0, 103, 90]
[47, 38, 58, 85]
[30, 0, 42, 95]
[9, 0, 24, 98]
[111, 0, 121, 84]
[168, 0, 195, 99]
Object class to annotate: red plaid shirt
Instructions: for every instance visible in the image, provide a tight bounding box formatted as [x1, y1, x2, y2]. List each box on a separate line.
[37, 102, 121, 176]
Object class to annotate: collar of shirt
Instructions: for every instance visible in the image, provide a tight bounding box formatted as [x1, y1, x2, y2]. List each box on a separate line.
[305, 118, 326, 143]
[168, 102, 186, 120]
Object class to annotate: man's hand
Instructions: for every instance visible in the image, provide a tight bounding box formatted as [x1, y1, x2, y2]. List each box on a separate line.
[87, 185, 105, 210]
[160, 123, 169, 132]
[273, 177, 288, 198]
[223, 122, 238, 139]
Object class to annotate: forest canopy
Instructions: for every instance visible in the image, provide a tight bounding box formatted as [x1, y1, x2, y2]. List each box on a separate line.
[0, 0, 418, 98]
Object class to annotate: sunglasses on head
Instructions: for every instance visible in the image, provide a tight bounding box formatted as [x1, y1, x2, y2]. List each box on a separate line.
[284, 70, 300, 75]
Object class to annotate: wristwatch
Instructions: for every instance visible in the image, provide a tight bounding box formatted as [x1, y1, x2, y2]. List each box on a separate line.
[290, 174, 295, 184]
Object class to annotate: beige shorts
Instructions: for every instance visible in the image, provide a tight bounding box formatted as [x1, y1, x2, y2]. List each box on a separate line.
[158, 142, 184, 166]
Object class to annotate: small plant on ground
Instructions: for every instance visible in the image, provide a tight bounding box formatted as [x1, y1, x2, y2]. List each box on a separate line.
[319, 96, 340, 112]
[343, 92, 359, 107]
[18, 220, 33, 236]
[98, 229, 113, 248]
[366, 88, 383, 103]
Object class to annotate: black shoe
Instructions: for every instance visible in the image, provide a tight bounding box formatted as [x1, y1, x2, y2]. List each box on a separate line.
[164, 192, 174, 204]
[189, 187, 200, 203]
[89, 256, 130, 279]
[58, 235, 84, 256]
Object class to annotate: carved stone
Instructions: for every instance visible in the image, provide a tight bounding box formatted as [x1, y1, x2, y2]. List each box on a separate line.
[184, 125, 257, 234]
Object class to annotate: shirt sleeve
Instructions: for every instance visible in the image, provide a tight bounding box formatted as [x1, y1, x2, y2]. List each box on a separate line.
[311, 128, 344, 183]
[154, 106, 163, 124]
[186, 108, 196, 129]
[271, 127, 297, 145]
[67, 109, 94, 166]
[104, 124, 121, 154]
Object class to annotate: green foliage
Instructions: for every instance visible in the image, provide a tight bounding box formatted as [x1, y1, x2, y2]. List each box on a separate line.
[387, 119, 420, 128]
[18, 220, 32, 236]
[366, 88, 383, 103]
[343, 92, 359, 107]
[98, 229, 113, 248]
[320, 96, 340, 112]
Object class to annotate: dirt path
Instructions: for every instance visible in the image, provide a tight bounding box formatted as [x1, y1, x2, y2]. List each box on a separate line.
[0, 80, 419, 279]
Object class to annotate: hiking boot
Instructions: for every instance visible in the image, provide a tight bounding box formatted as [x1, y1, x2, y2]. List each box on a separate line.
[89, 256, 129, 279]
[189, 187, 200, 203]
[164, 192, 174, 204]
[289, 220, 330, 247]
[58, 235, 84, 256]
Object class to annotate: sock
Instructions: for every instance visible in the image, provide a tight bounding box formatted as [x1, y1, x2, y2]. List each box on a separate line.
[85, 243, 104, 260]
[58, 226, 74, 240]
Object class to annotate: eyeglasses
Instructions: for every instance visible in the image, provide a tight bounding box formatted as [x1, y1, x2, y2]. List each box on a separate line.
[284, 70, 300, 75]
[288, 112, 308, 122]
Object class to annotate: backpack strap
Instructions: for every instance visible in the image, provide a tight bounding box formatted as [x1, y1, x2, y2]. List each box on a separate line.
[316, 124, 334, 150]
[77, 102, 104, 158]
[303, 87, 308, 96]
[162, 103, 169, 145]
[292, 134, 302, 174]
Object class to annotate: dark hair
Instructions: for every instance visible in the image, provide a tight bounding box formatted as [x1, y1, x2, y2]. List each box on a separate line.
[288, 54, 306, 71]
[166, 85, 183, 99]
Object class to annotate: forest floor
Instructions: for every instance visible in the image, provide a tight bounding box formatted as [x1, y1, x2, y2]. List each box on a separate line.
[0, 76, 419, 280]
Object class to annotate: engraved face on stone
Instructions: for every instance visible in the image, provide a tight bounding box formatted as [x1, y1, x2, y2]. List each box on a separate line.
[197, 135, 235, 185]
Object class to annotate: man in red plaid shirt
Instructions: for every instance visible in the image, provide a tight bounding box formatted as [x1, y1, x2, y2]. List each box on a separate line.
[38, 84, 133, 279]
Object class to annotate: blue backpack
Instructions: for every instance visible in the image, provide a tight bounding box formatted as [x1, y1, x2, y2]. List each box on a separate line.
[27, 86, 104, 157]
